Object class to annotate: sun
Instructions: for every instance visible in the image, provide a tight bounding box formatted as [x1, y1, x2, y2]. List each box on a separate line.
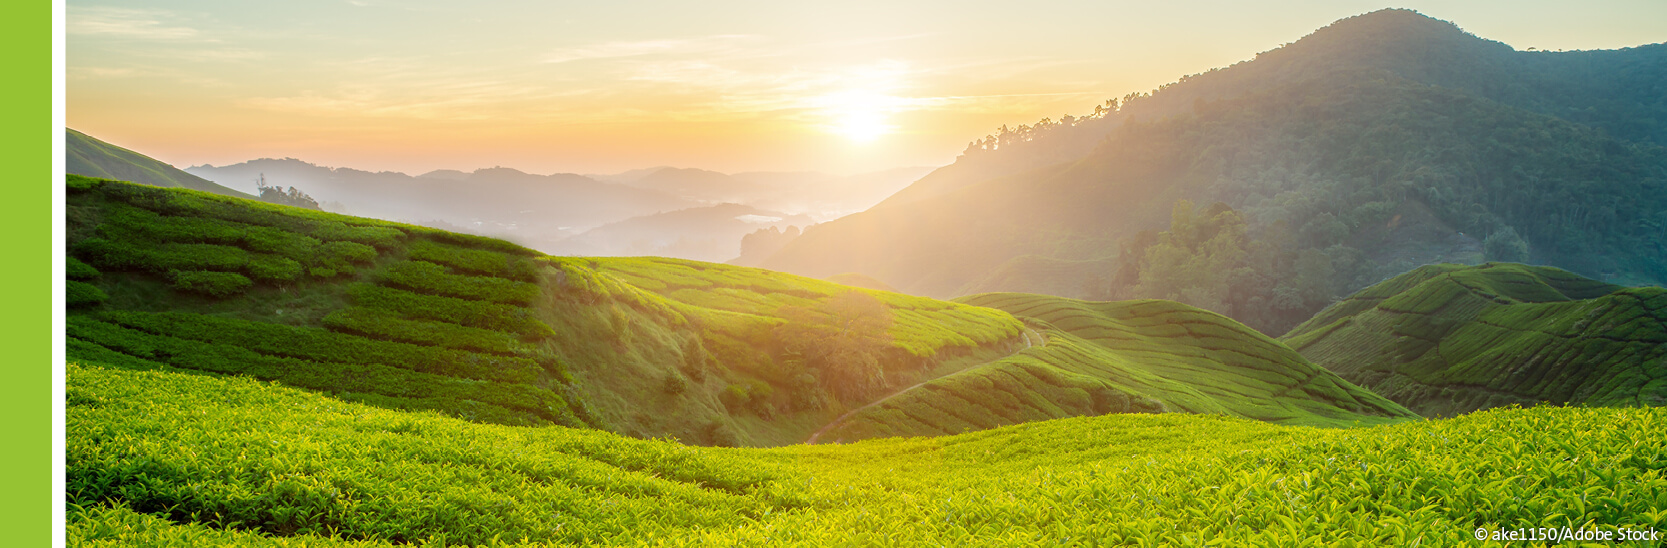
[821, 90, 896, 143]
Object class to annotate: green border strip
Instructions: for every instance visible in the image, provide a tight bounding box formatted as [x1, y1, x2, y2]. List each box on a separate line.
[1, 0, 54, 545]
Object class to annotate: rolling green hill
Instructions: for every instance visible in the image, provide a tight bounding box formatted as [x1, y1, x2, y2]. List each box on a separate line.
[1283, 263, 1667, 417]
[761, 10, 1667, 336]
[67, 129, 252, 198]
[67, 363, 1667, 545]
[64, 176, 1036, 447]
[814, 294, 1416, 443]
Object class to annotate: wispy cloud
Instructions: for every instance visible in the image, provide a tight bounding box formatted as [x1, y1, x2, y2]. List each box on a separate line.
[69, 7, 210, 42]
[544, 35, 761, 64]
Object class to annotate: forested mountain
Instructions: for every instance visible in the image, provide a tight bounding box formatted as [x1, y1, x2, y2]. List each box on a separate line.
[1284, 263, 1666, 417]
[762, 9, 1667, 335]
[68, 129, 252, 199]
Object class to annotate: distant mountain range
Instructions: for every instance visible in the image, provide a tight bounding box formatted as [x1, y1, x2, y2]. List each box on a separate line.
[760, 9, 1667, 335]
[187, 159, 928, 261]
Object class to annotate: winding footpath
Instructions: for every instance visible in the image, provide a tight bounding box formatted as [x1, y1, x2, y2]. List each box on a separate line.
[804, 328, 1042, 444]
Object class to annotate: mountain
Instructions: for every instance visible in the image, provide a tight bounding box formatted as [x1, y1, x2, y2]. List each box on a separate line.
[761, 9, 1667, 336]
[1283, 262, 1667, 417]
[548, 203, 814, 263]
[814, 294, 1416, 443]
[67, 129, 252, 198]
[186, 159, 697, 251]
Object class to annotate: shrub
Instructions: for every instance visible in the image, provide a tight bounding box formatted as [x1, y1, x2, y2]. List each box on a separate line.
[67, 281, 108, 307]
[317, 240, 377, 270]
[379, 261, 540, 305]
[75, 238, 249, 273]
[345, 283, 554, 338]
[65, 174, 106, 192]
[168, 270, 252, 297]
[663, 373, 688, 395]
[67, 257, 101, 280]
[408, 240, 541, 282]
[308, 267, 338, 278]
[242, 226, 320, 261]
[246, 254, 303, 282]
[65, 317, 567, 424]
[322, 307, 524, 355]
[97, 310, 541, 384]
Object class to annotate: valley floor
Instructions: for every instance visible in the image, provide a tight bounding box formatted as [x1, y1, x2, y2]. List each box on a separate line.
[68, 362, 1667, 546]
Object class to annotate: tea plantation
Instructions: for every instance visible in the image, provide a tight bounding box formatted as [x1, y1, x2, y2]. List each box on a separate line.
[67, 363, 1667, 546]
[1284, 263, 1667, 417]
[815, 294, 1418, 443]
[64, 176, 1031, 446]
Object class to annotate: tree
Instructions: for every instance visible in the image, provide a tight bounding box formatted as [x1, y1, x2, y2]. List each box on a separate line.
[254, 173, 321, 210]
[1484, 226, 1530, 263]
[774, 290, 895, 402]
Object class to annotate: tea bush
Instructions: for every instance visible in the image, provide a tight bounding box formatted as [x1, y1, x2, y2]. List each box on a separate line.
[344, 283, 553, 338]
[68, 281, 109, 307]
[168, 270, 252, 297]
[380, 261, 540, 305]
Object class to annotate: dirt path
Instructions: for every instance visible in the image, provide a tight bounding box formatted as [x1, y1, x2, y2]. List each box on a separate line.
[804, 328, 1041, 445]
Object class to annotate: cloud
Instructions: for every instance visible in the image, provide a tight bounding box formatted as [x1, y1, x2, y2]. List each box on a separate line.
[69, 7, 210, 42]
[543, 35, 760, 64]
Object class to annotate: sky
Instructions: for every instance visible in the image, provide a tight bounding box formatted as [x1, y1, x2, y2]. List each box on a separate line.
[68, 1, 1667, 177]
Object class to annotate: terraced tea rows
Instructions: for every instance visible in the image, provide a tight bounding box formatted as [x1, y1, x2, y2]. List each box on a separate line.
[815, 294, 1416, 443]
[65, 176, 595, 428]
[66, 364, 1667, 546]
[65, 176, 1034, 446]
[1284, 262, 1667, 416]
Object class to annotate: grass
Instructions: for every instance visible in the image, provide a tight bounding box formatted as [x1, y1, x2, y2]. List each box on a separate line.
[1283, 262, 1667, 417]
[67, 362, 1667, 546]
[817, 294, 1418, 443]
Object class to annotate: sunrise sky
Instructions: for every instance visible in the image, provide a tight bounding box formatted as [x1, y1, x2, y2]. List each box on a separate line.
[68, 0, 1667, 177]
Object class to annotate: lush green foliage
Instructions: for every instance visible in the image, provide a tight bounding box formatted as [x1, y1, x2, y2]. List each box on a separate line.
[169, 270, 253, 297]
[94, 310, 543, 384]
[821, 293, 1416, 443]
[407, 239, 540, 282]
[344, 282, 553, 337]
[68, 364, 1667, 546]
[1285, 263, 1667, 417]
[67, 256, 101, 280]
[66, 178, 592, 429]
[68, 280, 109, 307]
[379, 260, 540, 305]
[68, 318, 574, 427]
[322, 307, 525, 355]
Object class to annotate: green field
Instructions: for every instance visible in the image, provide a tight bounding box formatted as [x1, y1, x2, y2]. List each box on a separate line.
[67, 363, 1667, 546]
[816, 294, 1417, 443]
[1284, 263, 1667, 417]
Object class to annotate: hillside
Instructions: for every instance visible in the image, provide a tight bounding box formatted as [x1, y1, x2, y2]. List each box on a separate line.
[67, 129, 251, 198]
[68, 363, 1667, 545]
[760, 9, 1667, 336]
[63, 176, 1036, 447]
[65, 175, 1450, 449]
[1283, 263, 1667, 417]
[814, 294, 1416, 443]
